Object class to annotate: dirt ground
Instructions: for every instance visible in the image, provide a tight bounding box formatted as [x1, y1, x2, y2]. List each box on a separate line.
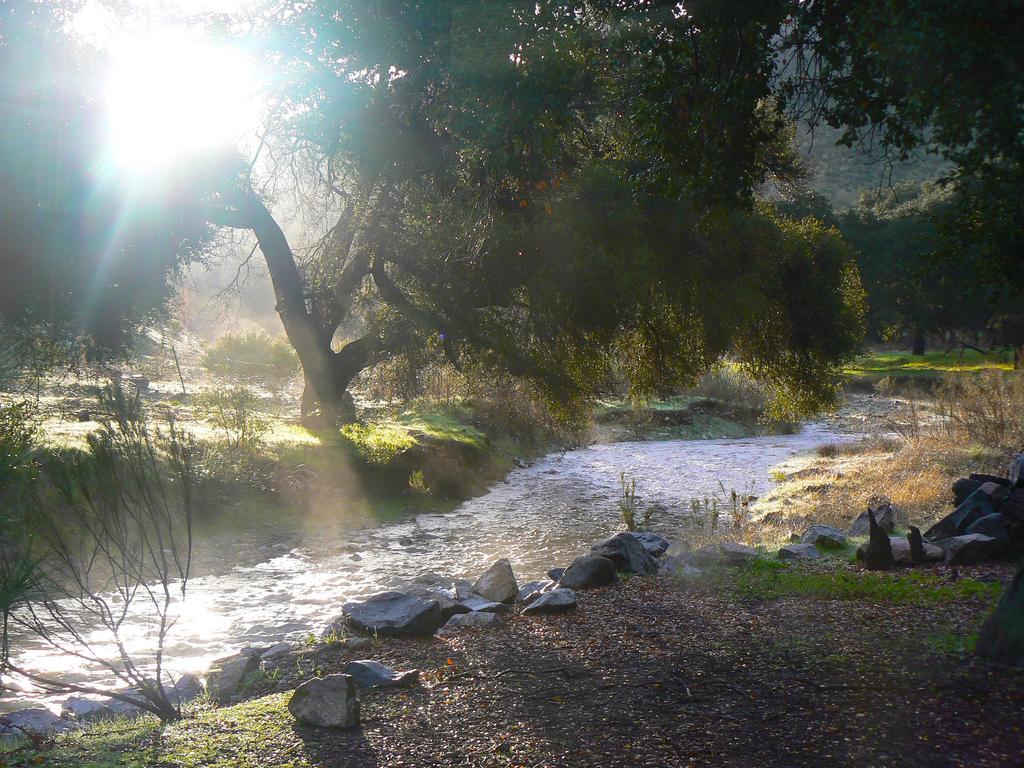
[119, 568, 1022, 768]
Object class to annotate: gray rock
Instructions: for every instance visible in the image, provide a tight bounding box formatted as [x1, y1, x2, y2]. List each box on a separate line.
[939, 533, 1003, 565]
[288, 674, 360, 729]
[1010, 453, 1024, 489]
[862, 509, 895, 570]
[965, 513, 1012, 545]
[557, 555, 618, 590]
[632, 532, 671, 557]
[472, 559, 519, 603]
[207, 651, 261, 705]
[658, 554, 703, 578]
[343, 660, 418, 688]
[925, 490, 997, 541]
[346, 637, 372, 653]
[261, 642, 294, 660]
[458, 595, 508, 613]
[779, 543, 821, 561]
[717, 542, 760, 565]
[440, 611, 502, 632]
[888, 537, 943, 564]
[60, 696, 115, 722]
[849, 502, 897, 537]
[169, 673, 204, 704]
[800, 525, 847, 549]
[522, 588, 577, 615]
[516, 580, 552, 605]
[590, 533, 659, 575]
[452, 579, 475, 600]
[342, 591, 445, 637]
[0, 707, 71, 737]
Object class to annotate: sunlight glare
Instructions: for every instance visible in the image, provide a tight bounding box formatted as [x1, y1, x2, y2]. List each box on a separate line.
[105, 32, 262, 170]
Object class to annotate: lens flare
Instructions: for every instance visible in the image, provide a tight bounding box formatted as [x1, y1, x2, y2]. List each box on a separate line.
[105, 31, 262, 170]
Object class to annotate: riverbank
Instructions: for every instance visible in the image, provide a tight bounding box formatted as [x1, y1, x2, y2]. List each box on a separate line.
[36, 561, 1023, 768]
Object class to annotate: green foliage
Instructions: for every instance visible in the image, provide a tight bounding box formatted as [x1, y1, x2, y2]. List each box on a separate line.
[780, 1, 1024, 352]
[340, 422, 416, 465]
[846, 349, 1012, 379]
[724, 560, 1003, 605]
[229, 1, 868, 420]
[193, 386, 269, 451]
[201, 333, 299, 384]
[618, 473, 640, 532]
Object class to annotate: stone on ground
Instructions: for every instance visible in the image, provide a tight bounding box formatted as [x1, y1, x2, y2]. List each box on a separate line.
[261, 642, 294, 660]
[659, 555, 703, 578]
[458, 595, 508, 613]
[516, 580, 552, 605]
[472, 558, 519, 603]
[848, 501, 897, 537]
[342, 591, 446, 637]
[344, 660, 419, 688]
[632, 531, 671, 557]
[61, 697, 114, 722]
[557, 555, 617, 590]
[940, 533, 1003, 565]
[591, 532, 659, 574]
[169, 673, 204, 704]
[439, 611, 502, 632]
[800, 524, 847, 549]
[0, 707, 71, 737]
[522, 588, 577, 615]
[863, 509, 895, 570]
[1009, 453, 1024, 488]
[288, 674, 360, 729]
[207, 651, 261, 705]
[718, 542, 760, 565]
[779, 543, 821, 561]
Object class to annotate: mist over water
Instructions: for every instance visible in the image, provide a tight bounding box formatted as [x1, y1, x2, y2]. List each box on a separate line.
[3, 424, 849, 711]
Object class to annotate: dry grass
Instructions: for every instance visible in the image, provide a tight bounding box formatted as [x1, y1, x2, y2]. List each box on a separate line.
[747, 374, 1024, 547]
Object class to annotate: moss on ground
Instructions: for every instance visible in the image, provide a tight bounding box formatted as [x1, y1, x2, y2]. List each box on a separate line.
[712, 559, 1003, 605]
[844, 349, 1012, 380]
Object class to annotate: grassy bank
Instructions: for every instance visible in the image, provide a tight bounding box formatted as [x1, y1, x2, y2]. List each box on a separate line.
[844, 348, 1013, 389]
[27, 564, 1022, 768]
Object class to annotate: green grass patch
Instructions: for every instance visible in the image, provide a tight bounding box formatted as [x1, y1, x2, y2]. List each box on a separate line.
[845, 349, 1012, 379]
[722, 559, 1003, 605]
[338, 405, 487, 465]
[927, 630, 979, 657]
[393, 404, 487, 449]
[39, 694, 324, 768]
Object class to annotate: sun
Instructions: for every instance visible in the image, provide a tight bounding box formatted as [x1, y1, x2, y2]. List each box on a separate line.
[104, 31, 263, 171]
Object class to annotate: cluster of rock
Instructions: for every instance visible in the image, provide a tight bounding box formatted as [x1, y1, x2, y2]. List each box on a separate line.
[0, 673, 203, 739]
[858, 454, 1024, 570]
[285, 531, 676, 729]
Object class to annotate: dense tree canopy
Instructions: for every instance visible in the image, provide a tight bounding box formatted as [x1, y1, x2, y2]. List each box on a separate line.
[778, 0, 1024, 362]
[198, 1, 865, 422]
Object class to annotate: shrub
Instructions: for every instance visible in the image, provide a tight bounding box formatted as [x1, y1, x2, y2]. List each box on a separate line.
[193, 386, 269, 450]
[692, 367, 769, 417]
[2, 382, 200, 722]
[201, 333, 299, 384]
[936, 371, 1024, 450]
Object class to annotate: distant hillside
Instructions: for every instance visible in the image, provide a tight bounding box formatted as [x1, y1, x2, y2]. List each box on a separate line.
[794, 122, 950, 210]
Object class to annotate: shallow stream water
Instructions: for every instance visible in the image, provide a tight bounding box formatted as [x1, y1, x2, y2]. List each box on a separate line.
[3, 423, 850, 711]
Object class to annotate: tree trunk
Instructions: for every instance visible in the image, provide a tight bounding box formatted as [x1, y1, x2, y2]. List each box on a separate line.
[1015, 345, 1024, 370]
[218, 190, 374, 425]
[911, 328, 926, 356]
